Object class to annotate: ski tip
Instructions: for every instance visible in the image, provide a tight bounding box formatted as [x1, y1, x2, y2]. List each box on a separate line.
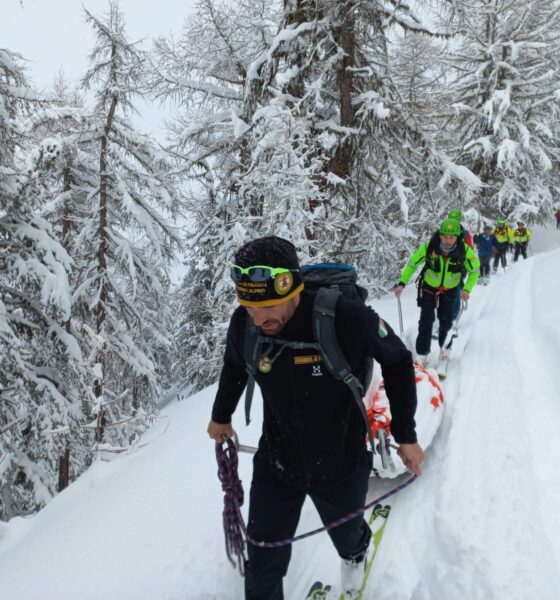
[305, 581, 331, 599]
[372, 504, 391, 519]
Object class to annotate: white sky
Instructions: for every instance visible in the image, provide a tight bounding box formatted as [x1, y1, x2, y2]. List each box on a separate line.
[2, 0, 197, 138]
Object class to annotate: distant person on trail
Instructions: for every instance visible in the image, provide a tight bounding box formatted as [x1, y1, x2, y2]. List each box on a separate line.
[473, 225, 497, 283]
[492, 219, 513, 271]
[512, 221, 532, 262]
[446, 209, 473, 321]
[555, 210, 560, 229]
[207, 236, 424, 600]
[394, 219, 480, 361]
[447, 209, 474, 249]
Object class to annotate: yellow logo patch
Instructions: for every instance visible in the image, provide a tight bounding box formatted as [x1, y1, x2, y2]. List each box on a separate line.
[274, 272, 293, 296]
[293, 355, 322, 365]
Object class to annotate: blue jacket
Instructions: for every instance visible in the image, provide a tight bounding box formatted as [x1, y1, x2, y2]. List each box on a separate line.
[474, 233, 497, 258]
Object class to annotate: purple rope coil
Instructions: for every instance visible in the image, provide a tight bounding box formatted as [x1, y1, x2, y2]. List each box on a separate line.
[215, 438, 417, 560]
[216, 437, 246, 573]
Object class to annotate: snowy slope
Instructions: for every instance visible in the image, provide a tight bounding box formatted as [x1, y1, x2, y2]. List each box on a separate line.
[0, 228, 559, 600]
[373, 227, 560, 600]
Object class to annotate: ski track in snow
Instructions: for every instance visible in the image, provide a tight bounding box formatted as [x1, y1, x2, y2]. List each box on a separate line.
[375, 245, 560, 600]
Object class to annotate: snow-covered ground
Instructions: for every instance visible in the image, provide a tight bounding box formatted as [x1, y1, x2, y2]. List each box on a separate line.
[0, 227, 559, 600]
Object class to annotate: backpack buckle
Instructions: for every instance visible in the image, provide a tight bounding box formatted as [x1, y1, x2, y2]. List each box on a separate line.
[342, 371, 354, 384]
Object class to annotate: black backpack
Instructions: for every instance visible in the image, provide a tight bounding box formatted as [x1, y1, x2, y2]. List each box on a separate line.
[242, 263, 377, 452]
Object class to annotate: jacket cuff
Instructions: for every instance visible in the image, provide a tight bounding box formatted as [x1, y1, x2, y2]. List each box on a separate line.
[394, 436, 418, 445]
[392, 429, 418, 444]
[211, 410, 233, 425]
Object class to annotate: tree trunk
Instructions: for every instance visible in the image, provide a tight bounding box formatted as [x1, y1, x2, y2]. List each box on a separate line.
[132, 376, 147, 415]
[0, 483, 15, 520]
[326, 3, 356, 180]
[58, 445, 70, 492]
[62, 165, 73, 334]
[94, 40, 119, 441]
[95, 407, 106, 443]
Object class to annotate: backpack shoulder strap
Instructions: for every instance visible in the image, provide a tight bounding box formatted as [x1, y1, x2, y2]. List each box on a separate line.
[312, 288, 376, 453]
[416, 235, 436, 298]
[243, 317, 260, 425]
[421, 233, 439, 273]
[312, 287, 351, 380]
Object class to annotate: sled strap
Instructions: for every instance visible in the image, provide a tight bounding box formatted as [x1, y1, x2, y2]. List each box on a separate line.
[216, 437, 417, 554]
[312, 288, 377, 454]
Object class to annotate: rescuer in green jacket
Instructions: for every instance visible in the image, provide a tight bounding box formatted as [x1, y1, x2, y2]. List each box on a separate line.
[394, 219, 480, 359]
[493, 218, 514, 271]
[512, 220, 532, 262]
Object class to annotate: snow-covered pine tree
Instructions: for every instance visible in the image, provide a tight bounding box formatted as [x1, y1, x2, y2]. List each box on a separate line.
[307, 0, 481, 286]
[153, 0, 482, 388]
[1, 48, 29, 197]
[172, 230, 231, 394]
[156, 1, 479, 272]
[442, 0, 560, 222]
[19, 77, 109, 495]
[1, 50, 91, 518]
[22, 74, 93, 262]
[389, 31, 449, 222]
[152, 0, 286, 391]
[74, 3, 182, 447]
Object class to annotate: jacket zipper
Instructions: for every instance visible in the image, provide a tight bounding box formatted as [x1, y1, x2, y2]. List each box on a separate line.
[289, 350, 311, 488]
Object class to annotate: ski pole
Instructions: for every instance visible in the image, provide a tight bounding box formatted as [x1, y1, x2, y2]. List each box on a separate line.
[442, 300, 467, 350]
[397, 296, 404, 336]
[376, 428, 396, 472]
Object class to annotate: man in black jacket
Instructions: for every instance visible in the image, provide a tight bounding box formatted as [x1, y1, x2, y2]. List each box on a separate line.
[208, 236, 424, 600]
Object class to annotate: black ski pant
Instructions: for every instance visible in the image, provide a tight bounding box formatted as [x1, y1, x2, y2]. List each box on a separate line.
[244, 451, 372, 600]
[416, 286, 456, 356]
[493, 243, 508, 270]
[513, 243, 528, 261]
[479, 256, 491, 277]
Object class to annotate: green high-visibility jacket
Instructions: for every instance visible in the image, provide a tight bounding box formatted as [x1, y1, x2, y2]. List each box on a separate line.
[493, 226, 513, 244]
[513, 227, 531, 243]
[399, 241, 480, 293]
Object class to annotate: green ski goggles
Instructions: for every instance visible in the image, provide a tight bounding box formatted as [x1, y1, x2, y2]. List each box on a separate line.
[230, 265, 299, 283]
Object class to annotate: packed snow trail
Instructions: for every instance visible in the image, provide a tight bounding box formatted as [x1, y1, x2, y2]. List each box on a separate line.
[0, 228, 558, 600]
[370, 238, 560, 600]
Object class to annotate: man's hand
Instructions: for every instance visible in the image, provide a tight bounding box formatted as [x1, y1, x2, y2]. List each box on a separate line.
[461, 290, 470, 302]
[397, 443, 425, 476]
[207, 420, 233, 443]
[394, 285, 405, 298]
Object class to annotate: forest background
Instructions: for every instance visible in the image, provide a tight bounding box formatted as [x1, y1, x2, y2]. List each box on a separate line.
[2, 0, 559, 520]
